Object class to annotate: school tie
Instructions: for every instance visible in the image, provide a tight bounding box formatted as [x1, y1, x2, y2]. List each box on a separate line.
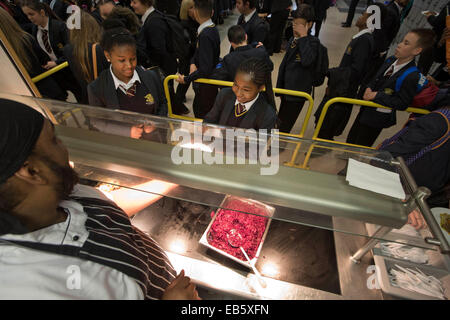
[238, 15, 245, 25]
[385, 65, 395, 77]
[41, 29, 52, 54]
[120, 82, 137, 97]
[290, 38, 298, 48]
[235, 103, 246, 116]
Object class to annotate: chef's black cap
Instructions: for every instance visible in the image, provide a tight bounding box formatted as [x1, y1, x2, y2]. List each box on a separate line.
[0, 99, 45, 184]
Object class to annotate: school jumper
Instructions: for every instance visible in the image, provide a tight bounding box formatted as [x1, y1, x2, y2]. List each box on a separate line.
[87, 66, 168, 137]
[204, 87, 277, 130]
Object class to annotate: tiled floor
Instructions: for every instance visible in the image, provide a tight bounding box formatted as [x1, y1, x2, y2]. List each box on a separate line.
[181, 5, 411, 147]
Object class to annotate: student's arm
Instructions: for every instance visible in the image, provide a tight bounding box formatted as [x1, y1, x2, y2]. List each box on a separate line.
[296, 37, 317, 68]
[211, 56, 232, 81]
[87, 82, 104, 107]
[185, 33, 217, 83]
[350, 37, 373, 79]
[372, 73, 419, 111]
[203, 89, 227, 124]
[381, 112, 448, 157]
[258, 107, 277, 130]
[152, 71, 168, 116]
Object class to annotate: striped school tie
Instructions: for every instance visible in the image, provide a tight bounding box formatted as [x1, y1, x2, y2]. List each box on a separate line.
[385, 65, 395, 77]
[120, 82, 137, 97]
[235, 103, 247, 116]
[41, 29, 52, 54]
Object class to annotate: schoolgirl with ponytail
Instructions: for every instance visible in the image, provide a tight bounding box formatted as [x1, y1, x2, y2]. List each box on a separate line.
[203, 57, 277, 130]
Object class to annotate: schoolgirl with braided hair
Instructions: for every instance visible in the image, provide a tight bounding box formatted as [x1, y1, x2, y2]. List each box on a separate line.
[204, 57, 277, 130]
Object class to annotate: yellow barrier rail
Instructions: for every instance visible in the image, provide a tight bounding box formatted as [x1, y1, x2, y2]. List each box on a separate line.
[313, 97, 430, 143]
[293, 97, 432, 170]
[163, 75, 314, 138]
[31, 61, 69, 83]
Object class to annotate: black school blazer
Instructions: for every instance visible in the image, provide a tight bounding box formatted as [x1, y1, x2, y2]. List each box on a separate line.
[87, 66, 168, 116]
[360, 57, 419, 129]
[31, 18, 68, 65]
[203, 88, 277, 130]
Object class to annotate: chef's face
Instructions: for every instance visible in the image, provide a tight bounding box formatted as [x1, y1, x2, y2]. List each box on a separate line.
[232, 72, 262, 104]
[105, 45, 137, 82]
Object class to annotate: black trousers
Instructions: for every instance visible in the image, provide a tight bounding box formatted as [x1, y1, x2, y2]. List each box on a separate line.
[278, 97, 306, 133]
[314, 20, 323, 38]
[193, 83, 218, 119]
[268, 9, 290, 55]
[344, 0, 373, 25]
[346, 110, 382, 147]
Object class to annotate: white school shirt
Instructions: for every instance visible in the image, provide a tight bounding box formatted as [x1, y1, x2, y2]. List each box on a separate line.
[37, 20, 58, 62]
[235, 93, 260, 113]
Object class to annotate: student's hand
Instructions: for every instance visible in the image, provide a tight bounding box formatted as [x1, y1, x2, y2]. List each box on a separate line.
[426, 75, 441, 86]
[408, 209, 427, 230]
[256, 42, 264, 48]
[189, 64, 198, 75]
[293, 22, 308, 38]
[130, 125, 144, 139]
[43, 61, 57, 69]
[258, 13, 268, 18]
[162, 270, 201, 300]
[363, 88, 377, 101]
[176, 74, 186, 84]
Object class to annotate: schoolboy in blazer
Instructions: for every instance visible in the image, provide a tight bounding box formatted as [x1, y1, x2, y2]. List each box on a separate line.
[235, 0, 268, 46]
[276, 5, 319, 133]
[132, 0, 177, 75]
[213, 25, 273, 82]
[176, 0, 220, 119]
[347, 29, 436, 147]
[316, 10, 375, 140]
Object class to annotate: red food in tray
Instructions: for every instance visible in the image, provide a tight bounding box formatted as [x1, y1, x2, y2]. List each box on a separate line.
[207, 199, 269, 261]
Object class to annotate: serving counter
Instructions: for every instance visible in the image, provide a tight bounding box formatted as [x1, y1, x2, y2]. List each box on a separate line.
[1, 93, 449, 300]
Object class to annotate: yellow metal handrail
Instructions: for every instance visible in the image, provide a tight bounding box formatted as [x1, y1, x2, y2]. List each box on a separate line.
[31, 61, 69, 83]
[313, 97, 430, 143]
[294, 97, 432, 170]
[163, 75, 315, 138]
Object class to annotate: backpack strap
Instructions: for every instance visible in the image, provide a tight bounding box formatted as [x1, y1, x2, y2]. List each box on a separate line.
[405, 109, 450, 165]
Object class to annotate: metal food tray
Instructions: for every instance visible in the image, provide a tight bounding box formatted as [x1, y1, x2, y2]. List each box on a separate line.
[373, 254, 450, 300]
[199, 195, 274, 269]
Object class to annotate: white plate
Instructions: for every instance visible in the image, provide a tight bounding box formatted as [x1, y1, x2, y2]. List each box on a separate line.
[431, 207, 450, 245]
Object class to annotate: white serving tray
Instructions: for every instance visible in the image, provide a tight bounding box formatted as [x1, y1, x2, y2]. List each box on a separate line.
[373, 253, 449, 300]
[199, 195, 274, 269]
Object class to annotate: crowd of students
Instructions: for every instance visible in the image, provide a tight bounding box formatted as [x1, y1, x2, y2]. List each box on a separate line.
[0, 0, 449, 202]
